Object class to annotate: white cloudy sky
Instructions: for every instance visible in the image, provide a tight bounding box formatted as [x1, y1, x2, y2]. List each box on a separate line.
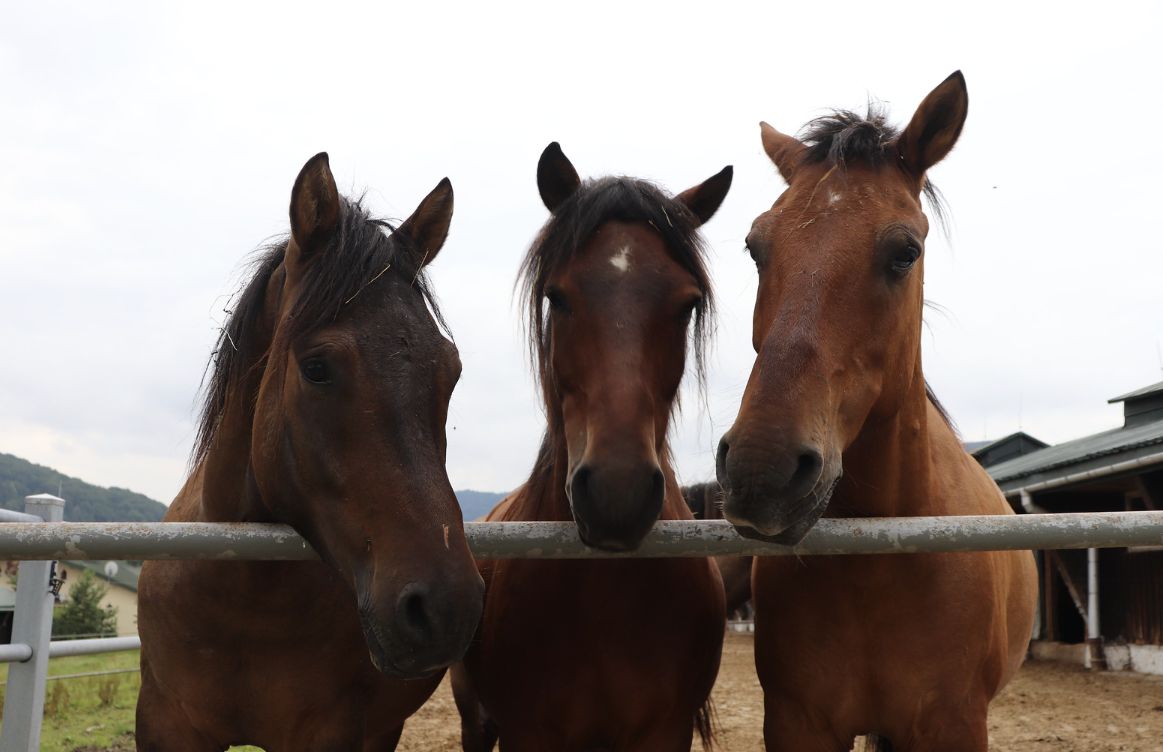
[2, 2, 1161, 504]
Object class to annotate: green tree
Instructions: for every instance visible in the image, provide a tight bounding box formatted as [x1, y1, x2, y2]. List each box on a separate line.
[52, 570, 118, 639]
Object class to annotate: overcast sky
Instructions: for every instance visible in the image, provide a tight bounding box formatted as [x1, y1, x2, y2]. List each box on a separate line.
[2, 2, 1161, 504]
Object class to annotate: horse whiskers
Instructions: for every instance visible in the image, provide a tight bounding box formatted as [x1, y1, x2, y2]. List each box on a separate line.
[343, 262, 392, 306]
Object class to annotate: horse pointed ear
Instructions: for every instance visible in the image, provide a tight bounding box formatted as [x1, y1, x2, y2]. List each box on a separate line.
[676, 165, 733, 227]
[289, 152, 341, 257]
[537, 142, 581, 213]
[397, 177, 454, 268]
[760, 122, 805, 183]
[895, 71, 969, 179]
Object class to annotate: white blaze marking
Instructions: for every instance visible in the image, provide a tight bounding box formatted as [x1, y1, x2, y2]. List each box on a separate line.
[828, 190, 843, 206]
[610, 245, 632, 272]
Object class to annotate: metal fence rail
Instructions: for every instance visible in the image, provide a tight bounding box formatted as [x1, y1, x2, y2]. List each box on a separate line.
[0, 511, 1161, 561]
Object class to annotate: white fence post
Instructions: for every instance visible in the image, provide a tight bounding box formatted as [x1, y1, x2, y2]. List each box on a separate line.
[0, 494, 65, 752]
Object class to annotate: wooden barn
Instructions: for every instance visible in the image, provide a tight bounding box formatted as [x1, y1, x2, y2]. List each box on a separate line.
[987, 380, 1163, 674]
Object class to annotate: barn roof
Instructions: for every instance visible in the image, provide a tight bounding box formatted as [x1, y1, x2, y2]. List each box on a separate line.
[969, 431, 1049, 468]
[1109, 380, 1163, 404]
[989, 381, 1163, 493]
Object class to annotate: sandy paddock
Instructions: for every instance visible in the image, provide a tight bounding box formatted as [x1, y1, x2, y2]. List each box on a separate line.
[397, 632, 1163, 751]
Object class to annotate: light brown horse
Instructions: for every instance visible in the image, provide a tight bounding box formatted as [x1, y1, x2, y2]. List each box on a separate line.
[136, 154, 484, 750]
[715, 73, 1038, 751]
[453, 143, 731, 752]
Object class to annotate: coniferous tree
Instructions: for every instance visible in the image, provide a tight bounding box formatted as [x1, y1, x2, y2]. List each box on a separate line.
[52, 570, 118, 639]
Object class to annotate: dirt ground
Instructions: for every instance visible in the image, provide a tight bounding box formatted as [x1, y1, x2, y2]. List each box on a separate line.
[397, 632, 1163, 751]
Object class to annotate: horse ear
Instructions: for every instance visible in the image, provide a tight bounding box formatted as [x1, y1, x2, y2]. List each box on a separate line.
[675, 165, 733, 227]
[537, 142, 581, 213]
[397, 177, 454, 268]
[289, 152, 341, 257]
[895, 71, 969, 179]
[760, 122, 806, 183]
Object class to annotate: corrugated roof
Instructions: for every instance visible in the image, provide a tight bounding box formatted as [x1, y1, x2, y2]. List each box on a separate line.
[988, 418, 1163, 484]
[969, 431, 1048, 457]
[1109, 380, 1163, 404]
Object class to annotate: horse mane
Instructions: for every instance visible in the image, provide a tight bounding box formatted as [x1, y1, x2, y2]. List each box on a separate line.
[518, 176, 715, 399]
[193, 196, 446, 463]
[798, 103, 949, 232]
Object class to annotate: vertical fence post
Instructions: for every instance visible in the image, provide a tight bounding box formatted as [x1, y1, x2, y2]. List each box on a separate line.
[1086, 546, 1105, 670]
[0, 494, 65, 752]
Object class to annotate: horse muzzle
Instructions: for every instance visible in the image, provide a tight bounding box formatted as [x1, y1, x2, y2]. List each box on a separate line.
[358, 575, 484, 679]
[567, 459, 665, 552]
[716, 429, 840, 545]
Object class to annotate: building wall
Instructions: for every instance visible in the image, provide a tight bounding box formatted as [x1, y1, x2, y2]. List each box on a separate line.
[1105, 644, 1163, 675]
[57, 563, 138, 637]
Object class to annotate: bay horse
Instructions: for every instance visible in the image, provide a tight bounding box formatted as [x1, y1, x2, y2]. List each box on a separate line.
[682, 481, 752, 618]
[715, 72, 1037, 751]
[136, 153, 484, 750]
[453, 143, 731, 751]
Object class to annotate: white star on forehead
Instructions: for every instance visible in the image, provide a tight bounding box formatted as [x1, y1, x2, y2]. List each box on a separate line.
[610, 245, 631, 272]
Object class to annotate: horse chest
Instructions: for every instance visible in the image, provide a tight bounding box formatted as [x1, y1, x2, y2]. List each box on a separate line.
[144, 559, 358, 643]
[473, 557, 724, 734]
[753, 553, 1001, 707]
[139, 558, 439, 746]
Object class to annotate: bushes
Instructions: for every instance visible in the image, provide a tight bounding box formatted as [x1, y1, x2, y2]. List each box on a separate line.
[53, 571, 118, 639]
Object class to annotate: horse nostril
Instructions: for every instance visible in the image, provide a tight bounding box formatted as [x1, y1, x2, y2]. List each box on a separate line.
[716, 436, 731, 486]
[788, 446, 824, 498]
[569, 465, 592, 507]
[396, 582, 434, 640]
[650, 467, 664, 501]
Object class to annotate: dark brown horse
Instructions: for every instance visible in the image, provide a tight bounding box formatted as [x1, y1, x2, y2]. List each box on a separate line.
[682, 481, 752, 618]
[454, 143, 731, 752]
[136, 154, 484, 750]
[716, 73, 1037, 751]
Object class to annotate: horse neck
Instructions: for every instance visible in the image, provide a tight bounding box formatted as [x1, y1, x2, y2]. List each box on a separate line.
[520, 429, 573, 522]
[831, 364, 935, 518]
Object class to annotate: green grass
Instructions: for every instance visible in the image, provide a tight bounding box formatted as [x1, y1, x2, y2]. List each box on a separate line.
[0, 651, 261, 751]
[0, 650, 140, 751]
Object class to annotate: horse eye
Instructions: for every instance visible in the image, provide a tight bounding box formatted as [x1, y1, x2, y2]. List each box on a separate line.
[744, 240, 765, 269]
[546, 287, 569, 313]
[890, 245, 921, 274]
[300, 357, 331, 385]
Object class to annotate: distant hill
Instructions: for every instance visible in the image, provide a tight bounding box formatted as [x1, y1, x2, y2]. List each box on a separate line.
[0, 452, 167, 522]
[455, 489, 508, 521]
[2, 451, 507, 524]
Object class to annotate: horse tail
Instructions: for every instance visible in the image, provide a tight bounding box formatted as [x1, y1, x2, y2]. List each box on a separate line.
[694, 697, 719, 750]
[863, 734, 894, 752]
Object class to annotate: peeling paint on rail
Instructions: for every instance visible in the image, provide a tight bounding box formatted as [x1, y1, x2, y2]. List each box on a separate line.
[0, 512, 1161, 560]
